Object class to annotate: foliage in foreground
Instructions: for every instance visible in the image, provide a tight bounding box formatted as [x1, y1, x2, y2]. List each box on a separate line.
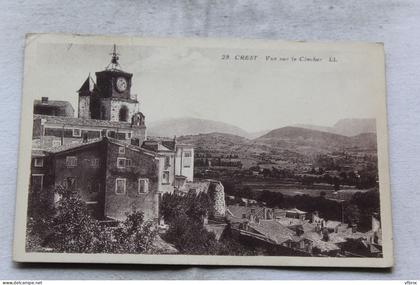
[26, 184, 158, 253]
[160, 192, 258, 255]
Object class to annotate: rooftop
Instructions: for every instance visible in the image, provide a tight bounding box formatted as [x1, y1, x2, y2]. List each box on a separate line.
[34, 99, 74, 110]
[248, 220, 295, 245]
[34, 114, 143, 129]
[32, 137, 156, 157]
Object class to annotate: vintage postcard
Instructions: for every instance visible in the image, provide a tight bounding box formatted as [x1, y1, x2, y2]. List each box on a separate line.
[13, 34, 393, 267]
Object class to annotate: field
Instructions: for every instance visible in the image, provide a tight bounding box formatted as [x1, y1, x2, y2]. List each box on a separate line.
[241, 180, 372, 201]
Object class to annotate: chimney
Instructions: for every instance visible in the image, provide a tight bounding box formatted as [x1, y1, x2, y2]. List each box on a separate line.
[41, 97, 49, 104]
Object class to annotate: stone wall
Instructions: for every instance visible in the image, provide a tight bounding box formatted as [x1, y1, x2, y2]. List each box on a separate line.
[109, 99, 139, 123]
[104, 140, 160, 221]
[182, 179, 226, 219]
[207, 181, 226, 218]
[78, 95, 90, 119]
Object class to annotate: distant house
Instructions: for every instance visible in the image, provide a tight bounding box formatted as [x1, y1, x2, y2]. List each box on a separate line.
[34, 97, 74, 117]
[226, 204, 372, 256]
[227, 205, 273, 222]
[142, 140, 194, 185]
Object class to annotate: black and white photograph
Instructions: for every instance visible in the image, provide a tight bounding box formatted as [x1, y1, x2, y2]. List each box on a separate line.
[13, 34, 392, 267]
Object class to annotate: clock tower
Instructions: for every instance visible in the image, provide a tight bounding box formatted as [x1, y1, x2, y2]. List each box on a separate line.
[79, 45, 142, 123]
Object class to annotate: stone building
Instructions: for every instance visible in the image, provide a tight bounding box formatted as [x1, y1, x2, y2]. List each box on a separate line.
[32, 114, 146, 148]
[33, 45, 146, 149]
[29, 45, 197, 223]
[30, 138, 161, 221]
[33, 97, 74, 117]
[77, 45, 142, 124]
[142, 139, 195, 187]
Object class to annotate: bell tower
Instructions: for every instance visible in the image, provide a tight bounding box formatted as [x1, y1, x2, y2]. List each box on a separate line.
[88, 45, 140, 122]
[95, 44, 134, 100]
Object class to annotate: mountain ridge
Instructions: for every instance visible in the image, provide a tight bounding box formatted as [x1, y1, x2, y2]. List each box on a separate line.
[147, 117, 250, 138]
[148, 117, 376, 139]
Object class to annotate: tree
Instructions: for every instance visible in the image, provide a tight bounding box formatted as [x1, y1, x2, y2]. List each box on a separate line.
[344, 204, 361, 226]
[47, 184, 104, 253]
[112, 210, 158, 254]
[259, 190, 283, 208]
[26, 185, 56, 251]
[29, 184, 158, 254]
[163, 213, 220, 255]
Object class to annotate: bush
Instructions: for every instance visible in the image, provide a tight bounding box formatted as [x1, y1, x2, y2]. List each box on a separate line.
[26, 184, 158, 254]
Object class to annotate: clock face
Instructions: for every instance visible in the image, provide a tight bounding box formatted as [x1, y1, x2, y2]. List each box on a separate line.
[115, 77, 128, 92]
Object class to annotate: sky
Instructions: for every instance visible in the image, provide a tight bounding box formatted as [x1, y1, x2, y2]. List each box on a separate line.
[24, 40, 382, 133]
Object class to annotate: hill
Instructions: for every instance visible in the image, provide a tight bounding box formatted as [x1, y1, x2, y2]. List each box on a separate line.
[147, 117, 250, 138]
[178, 132, 251, 152]
[333, 118, 376, 136]
[254, 126, 376, 153]
[294, 118, 376, 137]
[255, 126, 349, 153]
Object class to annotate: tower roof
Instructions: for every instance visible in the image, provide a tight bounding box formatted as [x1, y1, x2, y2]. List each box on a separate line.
[77, 75, 95, 93]
[106, 44, 123, 71]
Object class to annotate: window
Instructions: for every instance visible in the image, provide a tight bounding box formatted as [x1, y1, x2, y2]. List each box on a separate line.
[119, 105, 129, 122]
[87, 182, 100, 193]
[183, 151, 192, 168]
[91, 158, 100, 168]
[126, 159, 132, 167]
[164, 156, 171, 168]
[66, 156, 77, 167]
[162, 171, 170, 184]
[115, 178, 126, 195]
[117, 157, 125, 168]
[107, 130, 116, 138]
[126, 132, 132, 139]
[118, 146, 125, 154]
[65, 177, 76, 190]
[31, 174, 44, 192]
[52, 140, 61, 147]
[73, 128, 81, 137]
[34, 158, 44, 167]
[138, 178, 149, 194]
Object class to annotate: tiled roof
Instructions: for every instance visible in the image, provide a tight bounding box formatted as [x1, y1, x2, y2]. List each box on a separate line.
[302, 221, 317, 233]
[106, 137, 157, 157]
[277, 217, 306, 227]
[302, 231, 340, 252]
[227, 205, 265, 219]
[248, 220, 295, 245]
[34, 100, 74, 109]
[34, 138, 103, 154]
[328, 233, 348, 244]
[31, 149, 48, 157]
[325, 220, 342, 229]
[34, 114, 138, 129]
[286, 208, 307, 214]
[142, 140, 175, 152]
[32, 137, 156, 157]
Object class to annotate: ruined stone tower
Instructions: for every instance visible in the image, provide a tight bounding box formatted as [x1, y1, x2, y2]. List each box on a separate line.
[207, 180, 226, 219]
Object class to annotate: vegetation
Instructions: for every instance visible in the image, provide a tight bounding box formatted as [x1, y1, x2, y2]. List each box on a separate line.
[26, 184, 158, 253]
[222, 179, 380, 232]
[160, 192, 257, 255]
